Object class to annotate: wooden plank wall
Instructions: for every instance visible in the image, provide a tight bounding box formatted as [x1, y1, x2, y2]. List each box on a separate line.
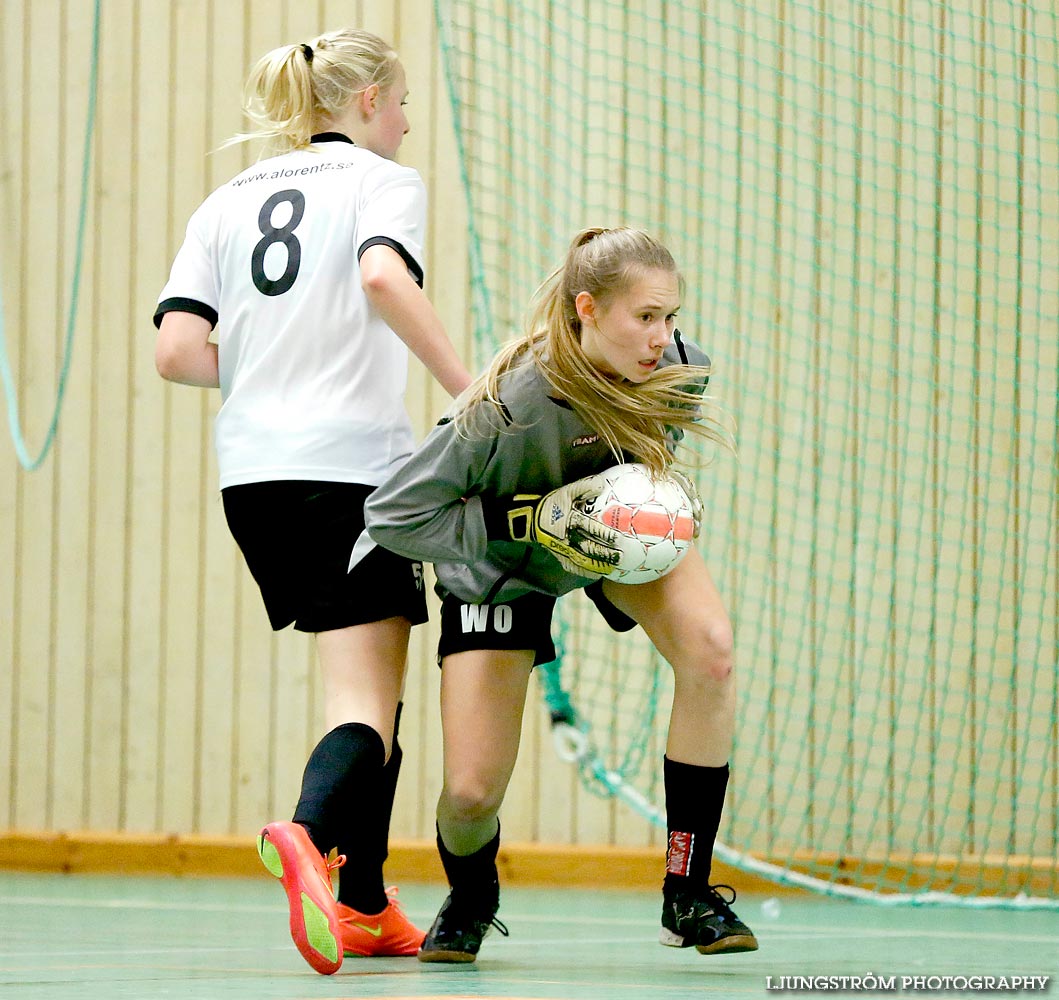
[0, 0, 473, 844]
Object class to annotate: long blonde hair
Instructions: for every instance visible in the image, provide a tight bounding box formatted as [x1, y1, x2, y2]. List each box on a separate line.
[454, 228, 733, 475]
[226, 28, 400, 153]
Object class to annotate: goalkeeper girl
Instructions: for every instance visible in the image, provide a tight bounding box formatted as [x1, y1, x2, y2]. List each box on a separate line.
[363, 226, 757, 962]
[153, 28, 470, 974]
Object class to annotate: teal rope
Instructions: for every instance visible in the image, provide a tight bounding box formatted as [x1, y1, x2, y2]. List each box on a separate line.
[432, 0, 498, 364]
[0, 0, 102, 471]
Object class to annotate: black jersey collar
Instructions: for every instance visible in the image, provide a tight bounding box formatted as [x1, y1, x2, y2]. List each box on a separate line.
[310, 131, 355, 144]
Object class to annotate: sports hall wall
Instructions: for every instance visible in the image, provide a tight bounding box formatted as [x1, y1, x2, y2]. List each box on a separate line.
[1, 0, 1057, 898]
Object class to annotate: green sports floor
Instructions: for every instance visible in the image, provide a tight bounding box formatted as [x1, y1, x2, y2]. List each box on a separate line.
[1, 872, 1055, 999]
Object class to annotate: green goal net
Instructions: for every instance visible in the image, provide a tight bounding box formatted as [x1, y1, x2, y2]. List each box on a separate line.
[435, 0, 1059, 907]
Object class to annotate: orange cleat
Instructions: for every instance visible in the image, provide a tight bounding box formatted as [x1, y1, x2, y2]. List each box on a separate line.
[338, 887, 426, 957]
[257, 821, 346, 975]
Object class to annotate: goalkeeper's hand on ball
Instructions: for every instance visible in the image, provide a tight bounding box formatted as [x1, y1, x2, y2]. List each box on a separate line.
[482, 474, 620, 577]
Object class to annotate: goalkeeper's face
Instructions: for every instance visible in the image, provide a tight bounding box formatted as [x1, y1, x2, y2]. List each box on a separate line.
[576, 268, 680, 384]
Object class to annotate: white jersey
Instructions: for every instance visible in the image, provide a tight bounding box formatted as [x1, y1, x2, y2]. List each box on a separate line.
[154, 134, 424, 488]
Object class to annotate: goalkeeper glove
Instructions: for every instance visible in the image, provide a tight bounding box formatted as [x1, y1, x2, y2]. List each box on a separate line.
[482, 474, 622, 577]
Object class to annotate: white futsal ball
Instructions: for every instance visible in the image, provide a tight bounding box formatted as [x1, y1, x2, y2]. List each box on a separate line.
[583, 463, 697, 584]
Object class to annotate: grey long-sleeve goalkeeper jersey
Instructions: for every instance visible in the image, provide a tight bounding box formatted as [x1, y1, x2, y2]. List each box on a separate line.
[363, 330, 709, 605]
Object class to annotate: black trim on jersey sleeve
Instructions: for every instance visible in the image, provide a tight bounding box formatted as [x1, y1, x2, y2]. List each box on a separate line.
[153, 297, 219, 330]
[358, 237, 424, 288]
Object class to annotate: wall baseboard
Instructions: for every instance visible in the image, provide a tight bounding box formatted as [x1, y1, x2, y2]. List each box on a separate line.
[0, 829, 782, 893]
[5, 830, 1052, 899]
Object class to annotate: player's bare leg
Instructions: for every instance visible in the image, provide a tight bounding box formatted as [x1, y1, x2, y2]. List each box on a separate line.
[603, 549, 758, 955]
[419, 648, 532, 962]
[604, 548, 735, 765]
[314, 618, 424, 956]
[316, 616, 410, 750]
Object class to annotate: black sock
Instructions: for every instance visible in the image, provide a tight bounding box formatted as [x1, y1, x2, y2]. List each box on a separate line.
[376, 703, 404, 869]
[662, 757, 729, 895]
[292, 722, 387, 914]
[436, 823, 500, 910]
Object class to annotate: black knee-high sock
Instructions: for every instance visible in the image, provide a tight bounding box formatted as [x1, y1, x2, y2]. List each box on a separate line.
[375, 702, 404, 870]
[663, 757, 729, 895]
[436, 822, 501, 910]
[292, 722, 387, 913]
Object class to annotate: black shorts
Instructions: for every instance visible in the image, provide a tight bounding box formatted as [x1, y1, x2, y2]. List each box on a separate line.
[222, 481, 428, 633]
[437, 582, 637, 668]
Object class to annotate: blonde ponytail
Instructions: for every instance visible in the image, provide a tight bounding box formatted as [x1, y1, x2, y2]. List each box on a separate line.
[226, 28, 400, 153]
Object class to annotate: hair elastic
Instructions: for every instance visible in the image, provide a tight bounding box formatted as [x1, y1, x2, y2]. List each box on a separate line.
[575, 228, 607, 248]
[301, 43, 314, 63]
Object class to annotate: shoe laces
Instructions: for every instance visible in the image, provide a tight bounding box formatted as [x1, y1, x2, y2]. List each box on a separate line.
[325, 848, 347, 899]
[445, 892, 509, 937]
[699, 884, 738, 916]
[383, 885, 408, 915]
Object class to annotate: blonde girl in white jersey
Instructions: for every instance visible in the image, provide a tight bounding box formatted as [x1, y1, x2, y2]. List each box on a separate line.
[154, 27, 470, 975]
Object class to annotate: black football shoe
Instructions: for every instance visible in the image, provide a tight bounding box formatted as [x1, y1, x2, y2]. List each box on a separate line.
[659, 883, 759, 955]
[417, 891, 509, 963]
